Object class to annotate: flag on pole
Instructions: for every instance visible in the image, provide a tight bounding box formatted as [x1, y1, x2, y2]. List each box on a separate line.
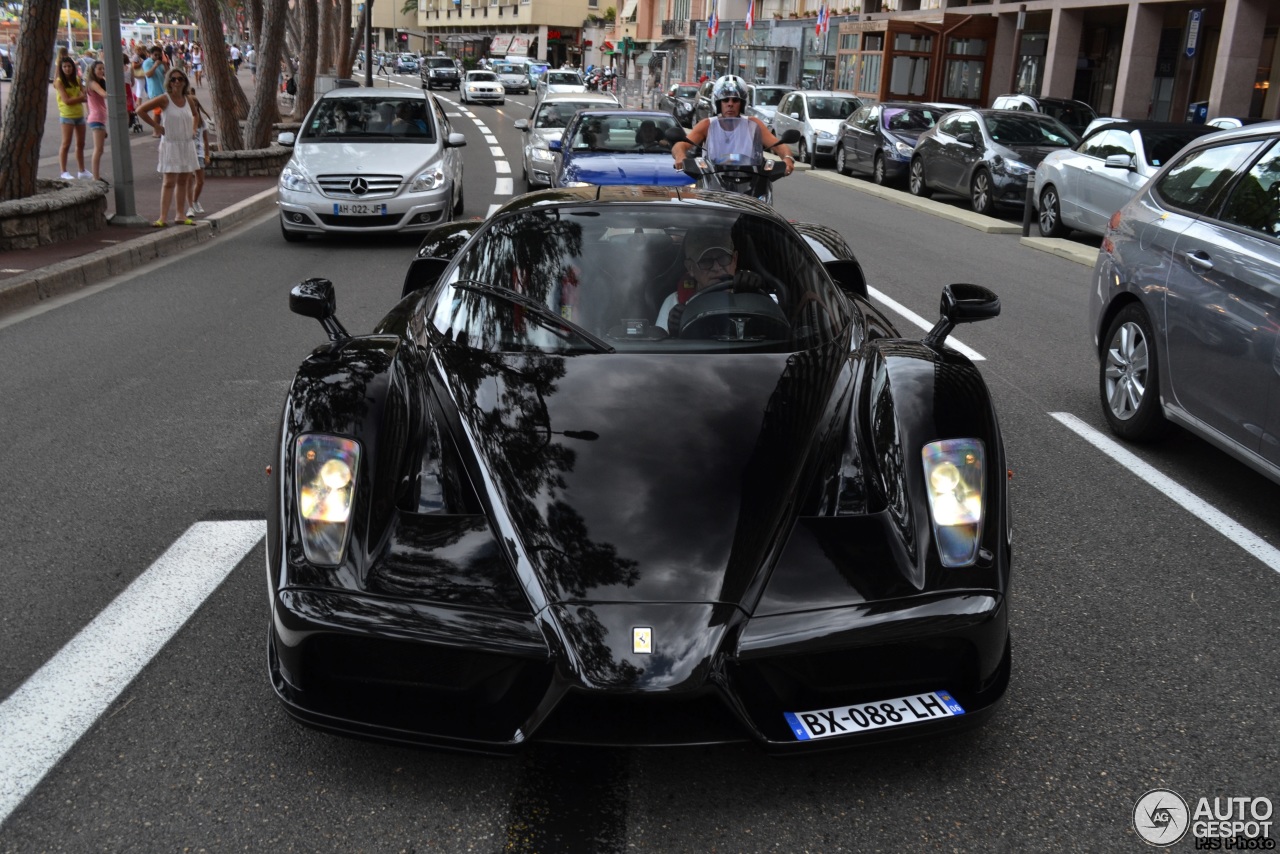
[816, 3, 828, 36]
[708, 0, 719, 39]
[745, 0, 754, 30]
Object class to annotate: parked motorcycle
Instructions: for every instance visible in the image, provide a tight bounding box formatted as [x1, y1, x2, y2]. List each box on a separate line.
[665, 127, 801, 205]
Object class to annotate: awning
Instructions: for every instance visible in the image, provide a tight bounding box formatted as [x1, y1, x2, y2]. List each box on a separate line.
[444, 33, 487, 43]
[655, 38, 685, 52]
[508, 34, 533, 55]
[489, 34, 513, 54]
[632, 51, 652, 68]
[619, 0, 639, 22]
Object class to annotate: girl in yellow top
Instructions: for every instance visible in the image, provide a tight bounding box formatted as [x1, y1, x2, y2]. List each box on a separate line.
[54, 57, 90, 180]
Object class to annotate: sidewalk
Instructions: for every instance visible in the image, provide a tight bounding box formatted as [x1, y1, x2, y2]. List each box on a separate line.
[0, 76, 284, 318]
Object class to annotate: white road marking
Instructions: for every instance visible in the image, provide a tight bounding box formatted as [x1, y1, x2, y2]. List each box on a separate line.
[490, 146, 504, 157]
[495, 178, 513, 195]
[0, 521, 267, 826]
[495, 161, 511, 174]
[1051, 412, 1280, 574]
[868, 286, 984, 361]
[487, 203, 502, 218]
[484, 135, 498, 145]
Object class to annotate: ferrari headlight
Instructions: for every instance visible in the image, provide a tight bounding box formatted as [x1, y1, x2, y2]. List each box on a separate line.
[921, 438, 984, 567]
[409, 167, 445, 192]
[279, 165, 311, 193]
[295, 434, 361, 565]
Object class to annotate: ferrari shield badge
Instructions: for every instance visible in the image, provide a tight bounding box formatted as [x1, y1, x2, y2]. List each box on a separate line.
[632, 627, 652, 654]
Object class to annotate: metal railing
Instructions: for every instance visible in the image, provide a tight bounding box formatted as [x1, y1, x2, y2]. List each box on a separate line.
[661, 20, 688, 36]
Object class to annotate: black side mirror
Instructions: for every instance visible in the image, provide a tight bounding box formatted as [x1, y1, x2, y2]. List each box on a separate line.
[923, 283, 1000, 350]
[776, 128, 802, 145]
[664, 125, 691, 146]
[823, 259, 867, 299]
[290, 278, 350, 341]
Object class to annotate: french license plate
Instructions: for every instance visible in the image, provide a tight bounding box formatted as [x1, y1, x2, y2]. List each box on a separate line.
[333, 202, 387, 216]
[784, 690, 965, 741]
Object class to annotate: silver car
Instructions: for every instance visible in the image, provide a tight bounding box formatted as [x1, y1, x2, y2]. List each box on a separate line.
[1035, 121, 1218, 238]
[492, 61, 529, 94]
[1088, 120, 1280, 485]
[276, 89, 466, 241]
[535, 70, 587, 102]
[746, 84, 795, 130]
[512, 92, 620, 190]
[460, 70, 505, 105]
[770, 91, 862, 165]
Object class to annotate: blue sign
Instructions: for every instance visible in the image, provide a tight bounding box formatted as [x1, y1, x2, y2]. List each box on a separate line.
[1184, 9, 1202, 58]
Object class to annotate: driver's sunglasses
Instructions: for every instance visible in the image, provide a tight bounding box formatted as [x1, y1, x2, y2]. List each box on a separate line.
[721, 97, 743, 104]
[695, 249, 734, 271]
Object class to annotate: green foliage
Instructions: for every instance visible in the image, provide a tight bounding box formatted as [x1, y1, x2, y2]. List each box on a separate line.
[400, 0, 418, 15]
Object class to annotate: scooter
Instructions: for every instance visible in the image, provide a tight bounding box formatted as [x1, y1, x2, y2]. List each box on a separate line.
[664, 127, 801, 206]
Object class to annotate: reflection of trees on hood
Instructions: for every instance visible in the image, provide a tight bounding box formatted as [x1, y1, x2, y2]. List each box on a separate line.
[562, 605, 643, 688]
[290, 348, 380, 434]
[440, 347, 640, 598]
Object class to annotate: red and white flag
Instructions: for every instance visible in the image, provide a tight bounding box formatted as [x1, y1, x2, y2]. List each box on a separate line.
[816, 3, 828, 36]
[708, 0, 719, 38]
[745, 0, 754, 30]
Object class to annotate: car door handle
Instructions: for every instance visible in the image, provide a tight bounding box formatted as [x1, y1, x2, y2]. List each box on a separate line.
[1183, 250, 1214, 271]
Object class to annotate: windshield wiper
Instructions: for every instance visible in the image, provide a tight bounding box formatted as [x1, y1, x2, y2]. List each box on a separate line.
[452, 280, 615, 354]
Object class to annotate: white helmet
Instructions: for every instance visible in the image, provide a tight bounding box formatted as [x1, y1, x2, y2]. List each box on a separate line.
[711, 75, 748, 115]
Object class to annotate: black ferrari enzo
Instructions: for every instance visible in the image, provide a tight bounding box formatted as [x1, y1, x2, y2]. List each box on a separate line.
[267, 186, 1010, 752]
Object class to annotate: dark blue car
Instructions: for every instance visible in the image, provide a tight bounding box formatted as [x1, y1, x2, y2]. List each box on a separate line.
[550, 110, 692, 188]
[835, 102, 957, 186]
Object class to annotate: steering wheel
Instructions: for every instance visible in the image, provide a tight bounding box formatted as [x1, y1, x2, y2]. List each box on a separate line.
[676, 281, 788, 340]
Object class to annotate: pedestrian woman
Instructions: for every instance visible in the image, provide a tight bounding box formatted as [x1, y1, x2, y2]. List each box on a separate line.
[85, 60, 109, 182]
[137, 68, 201, 227]
[190, 43, 203, 88]
[53, 56, 90, 180]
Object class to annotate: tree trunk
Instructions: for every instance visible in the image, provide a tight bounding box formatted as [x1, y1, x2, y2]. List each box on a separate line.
[339, 0, 363, 78]
[0, 1, 59, 200]
[244, 0, 290, 148]
[249, 0, 264, 53]
[317, 0, 335, 75]
[294, 0, 319, 118]
[191, 0, 245, 150]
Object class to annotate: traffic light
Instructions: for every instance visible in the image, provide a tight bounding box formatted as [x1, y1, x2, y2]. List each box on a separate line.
[397, 31, 408, 45]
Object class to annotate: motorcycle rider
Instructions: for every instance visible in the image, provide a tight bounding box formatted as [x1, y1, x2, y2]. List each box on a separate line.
[672, 75, 794, 176]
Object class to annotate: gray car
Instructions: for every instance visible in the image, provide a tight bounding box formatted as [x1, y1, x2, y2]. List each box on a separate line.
[1088, 120, 1280, 485]
[1035, 121, 1218, 238]
[746, 84, 796, 129]
[512, 92, 620, 190]
[276, 89, 466, 240]
[771, 91, 863, 165]
[492, 61, 529, 94]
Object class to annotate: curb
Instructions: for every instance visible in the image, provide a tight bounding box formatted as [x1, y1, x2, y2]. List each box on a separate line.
[807, 169, 1023, 234]
[0, 188, 278, 319]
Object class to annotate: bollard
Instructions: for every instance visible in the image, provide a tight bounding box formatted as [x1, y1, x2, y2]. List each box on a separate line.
[1021, 180, 1035, 237]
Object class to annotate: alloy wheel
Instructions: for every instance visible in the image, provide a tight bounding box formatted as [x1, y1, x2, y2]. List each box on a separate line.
[1038, 186, 1067, 237]
[873, 153, 886, 185]
[971, 170, 993, 215]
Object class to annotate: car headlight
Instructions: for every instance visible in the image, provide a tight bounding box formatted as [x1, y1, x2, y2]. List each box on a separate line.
[995, 156, 1035, 176]
[921, 438, 985, 567]
[892, 140, 913, 158]
[530, 146, 555, 163]
[279, 165, 311, 193]
[817, 130, 835, 140]
[466, 85, 479, 92]
[564, 181, 593, 188]
[409, 167, 446, 192]
[295, 434, 360, 566]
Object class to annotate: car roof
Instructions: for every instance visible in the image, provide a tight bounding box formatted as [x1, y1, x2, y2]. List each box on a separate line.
[321, 88, 427, 101]
[1195, 118, 1280, 140]
[1085, 120, 1217, 135]
[541, 92, 620, 104]
[571, 109, 673, 120]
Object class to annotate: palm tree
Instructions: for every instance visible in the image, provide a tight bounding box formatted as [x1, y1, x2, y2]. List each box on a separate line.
[0, 1, 60, 200]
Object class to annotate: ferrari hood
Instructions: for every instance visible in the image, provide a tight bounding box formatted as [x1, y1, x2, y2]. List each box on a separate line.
[561, 154, 696, 187]
[437, 348, 851, 608]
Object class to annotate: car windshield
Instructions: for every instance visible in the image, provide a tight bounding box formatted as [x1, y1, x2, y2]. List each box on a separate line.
[1139, 127, 1218, 167]
[807, 97, 860, 119]
[673, 85, 699, 98]
[469, 71, 498, 81]
[301, 97, 435, 140]
[536, 100, 605, 128]
[546, 72, 582, 85]
[494, 64, 519, 74]
[568, 114, 680, 152]
[884, 106, 948, 132]
[1041, 100, 1097, 129]
[428, 205, 849, 353]
[754, 88, 790, 107]
[425, 57, 453, 69]
[983, 114, 1076, 147]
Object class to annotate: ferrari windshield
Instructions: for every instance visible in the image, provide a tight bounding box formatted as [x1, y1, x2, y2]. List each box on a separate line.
[428, 204, 850, 353]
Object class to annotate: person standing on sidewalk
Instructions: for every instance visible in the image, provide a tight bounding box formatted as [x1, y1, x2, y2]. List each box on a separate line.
[190, 43, 203, 88]
[137, 69, 201, 227]
[142, 46, 167, 138]
[85, 61, 109, 182]
[53, 57, 91, 180]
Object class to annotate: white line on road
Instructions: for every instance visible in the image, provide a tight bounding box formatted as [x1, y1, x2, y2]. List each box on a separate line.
[0, 520, 267, 827]
[487, 203, 502, 218]
[495, 161, 511, 174]
[868, 286, 984, 361]
[494, 178, 513, 196]
[490, 146, 504, 157]
[1051, 412, 1280, 574]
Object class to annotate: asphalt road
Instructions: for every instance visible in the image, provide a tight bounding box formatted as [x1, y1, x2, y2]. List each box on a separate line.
[1, 80, 1277, 852]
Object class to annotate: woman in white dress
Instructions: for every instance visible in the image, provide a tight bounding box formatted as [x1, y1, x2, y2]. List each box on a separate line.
[137, 68, 201, 227]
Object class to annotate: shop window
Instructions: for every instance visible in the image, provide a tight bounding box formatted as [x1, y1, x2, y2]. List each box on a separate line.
[840, 33, 858, 50]
[943, 59, 984, 99]
[893, 33, 932, 52]
[889, 56, 928, 96]
[947, 37, 987, 56]
[858, 53, 882, 92]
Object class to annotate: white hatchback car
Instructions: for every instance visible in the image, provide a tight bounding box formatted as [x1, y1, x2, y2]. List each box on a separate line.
[771, 91, 863, 165]
[276, 89, 467, 241]
[460, 70, 506, 105]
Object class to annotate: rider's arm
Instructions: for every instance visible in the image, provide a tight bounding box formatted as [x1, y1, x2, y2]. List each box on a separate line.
[754, 117, 794, 176]
[672, 120, 709, 170]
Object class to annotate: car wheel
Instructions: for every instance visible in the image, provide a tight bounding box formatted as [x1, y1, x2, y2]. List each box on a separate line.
[835, 145, 850, 176]
[1038, 185, 1068, 237]
[909, 157, 931, 197]
[798, 138, 811, 165]
[872, 153, 887, 186]
[1100, 303, 1170, 441]
[280, 218, 304, 243]
[970, 170, 994, 216]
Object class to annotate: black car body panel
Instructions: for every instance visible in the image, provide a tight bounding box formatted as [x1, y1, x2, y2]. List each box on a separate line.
[268, 188, 1011, 752]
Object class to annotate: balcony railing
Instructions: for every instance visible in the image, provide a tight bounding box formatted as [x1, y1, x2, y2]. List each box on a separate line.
[661, 19, 687, 36]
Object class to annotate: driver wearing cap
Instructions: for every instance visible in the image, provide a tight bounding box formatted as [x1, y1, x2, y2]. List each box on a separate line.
[656, 227, 766, 333]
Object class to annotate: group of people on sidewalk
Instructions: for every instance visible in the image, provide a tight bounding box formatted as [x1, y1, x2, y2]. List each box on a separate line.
[52, 43, 211, 227]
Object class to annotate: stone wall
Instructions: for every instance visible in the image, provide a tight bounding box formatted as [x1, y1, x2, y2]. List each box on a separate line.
[204, 122, 302, 178]
[0, 180, 108, 251]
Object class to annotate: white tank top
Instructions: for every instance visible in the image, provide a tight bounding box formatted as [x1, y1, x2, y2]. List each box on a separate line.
[704, 117, 762, 166]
